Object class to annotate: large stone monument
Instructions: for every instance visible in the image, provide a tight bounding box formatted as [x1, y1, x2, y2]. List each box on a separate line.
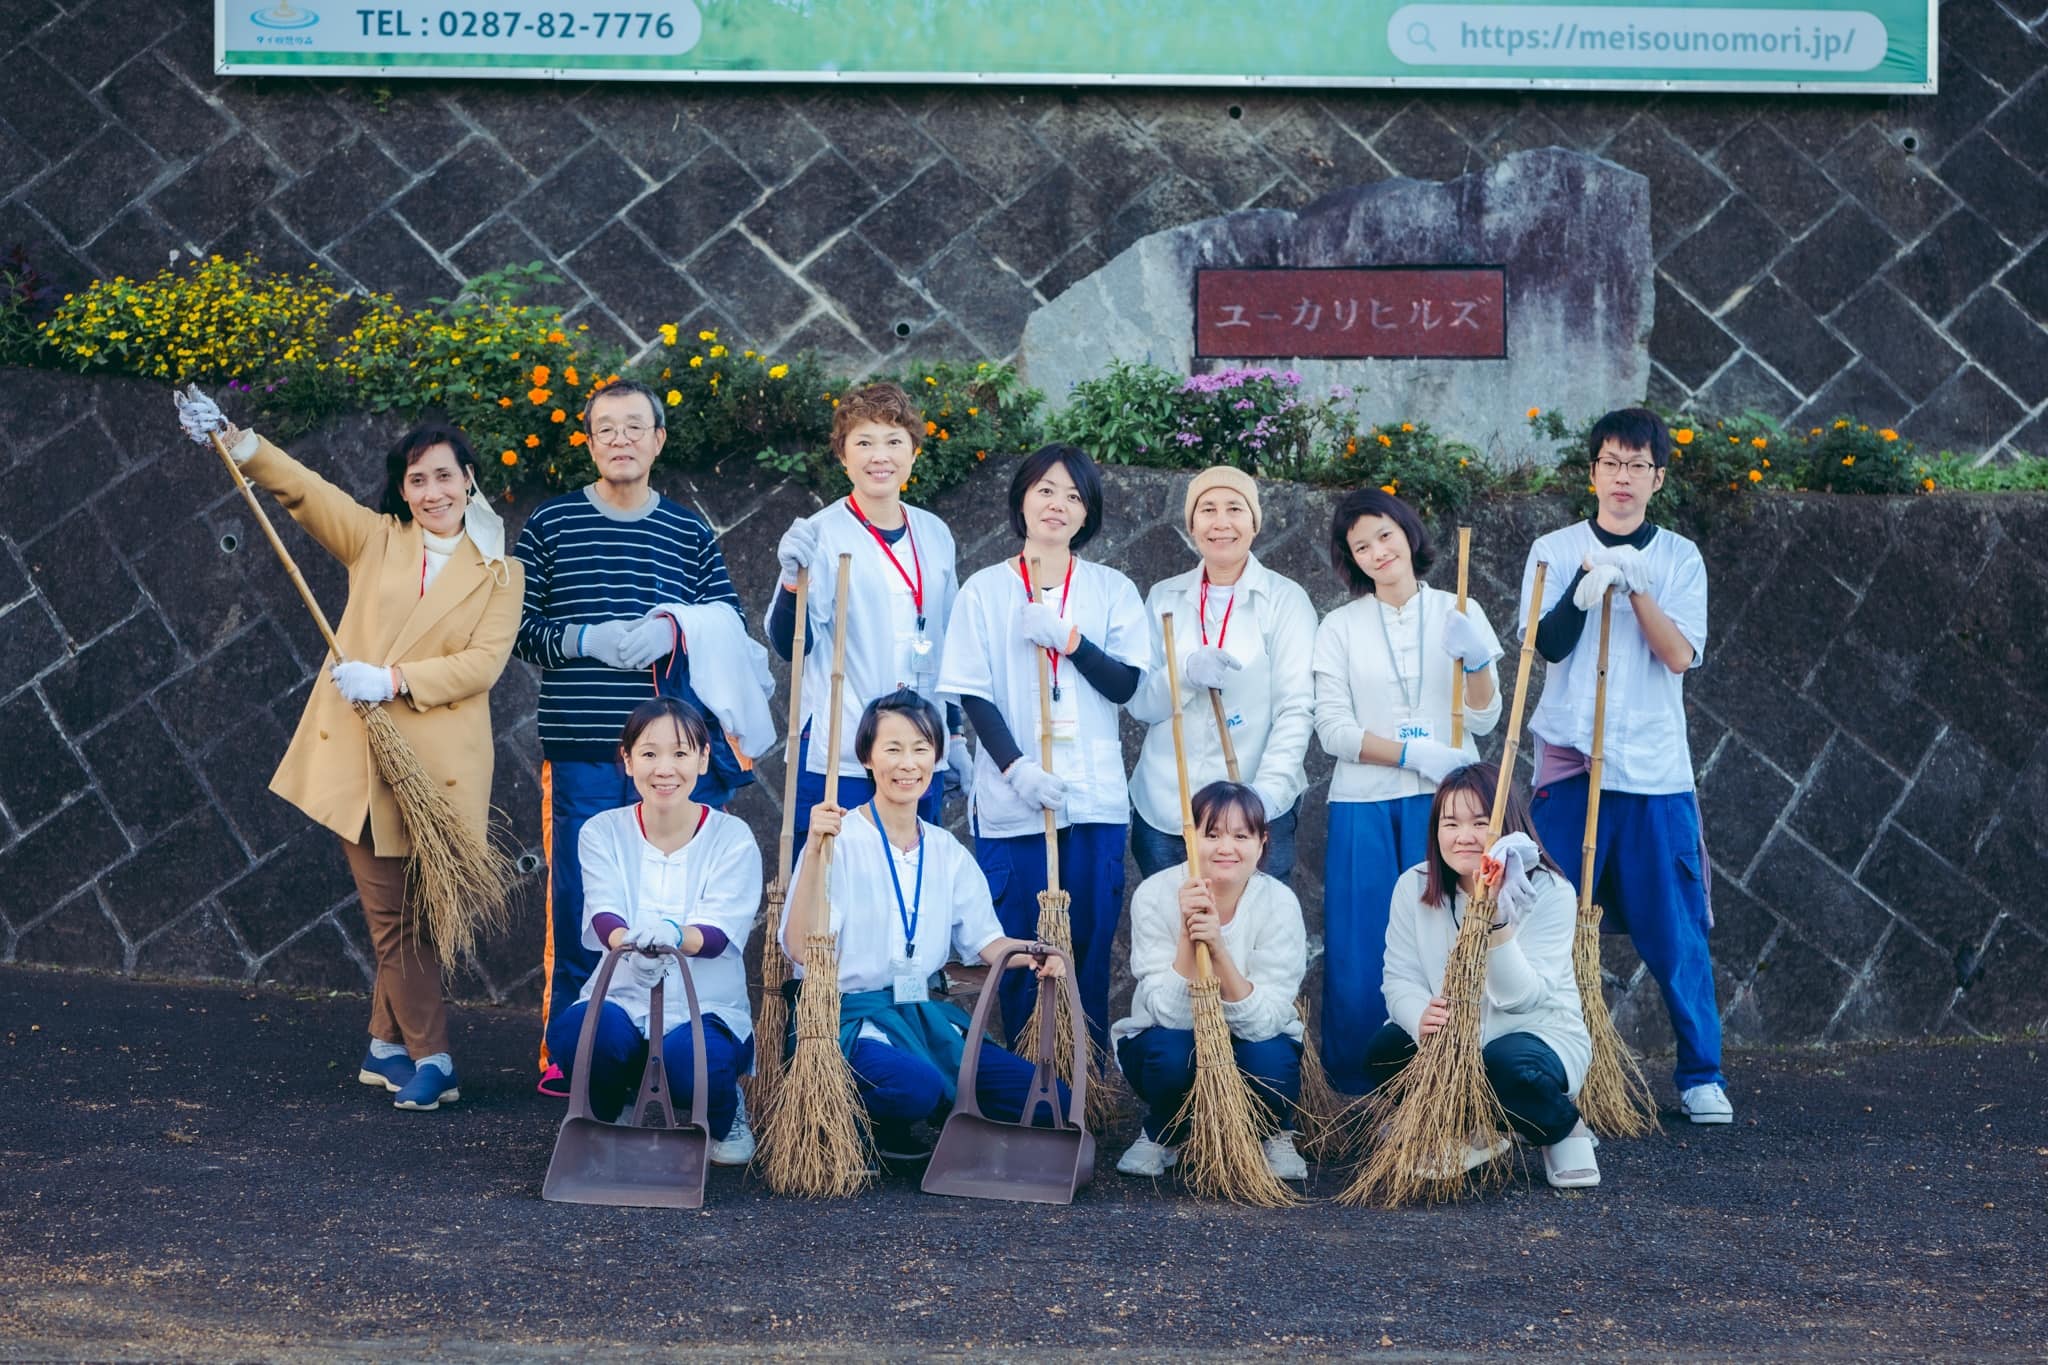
[1021, 147, 1653, 464]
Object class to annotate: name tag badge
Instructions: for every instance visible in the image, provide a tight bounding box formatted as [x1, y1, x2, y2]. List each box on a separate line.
[1226, 710, 1246, 730]
[891, 965, 929, 1005]
[1397, 719, 1435, 743]
[1044, 681, 1081, 745]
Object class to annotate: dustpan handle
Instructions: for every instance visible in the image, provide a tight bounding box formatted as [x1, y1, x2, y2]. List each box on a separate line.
[565, 947, 628, 1123]
[566, 946, 711, 1132]
[950, 945, 1088, 1130]
[641, 944, 712, 1133]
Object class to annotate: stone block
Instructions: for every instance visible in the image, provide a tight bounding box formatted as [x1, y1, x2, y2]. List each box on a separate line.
[155, 620, 302, 751]
[14, 889, 126, 972]
[1693, 352, 1800, 421]
[859, 161, 994, 273]
[256, 915, 372, 992]
[683, 230, 815, 349]
[133, 517, 256, 658]
[100, 807, 246, 942]
[329, 214, 459, 308]
[1789, 362, 1912, 433]
[1148, 105, 1291, 212]
[1774, 203, 1900, 316]
[1094, 173, 1225, 270]
[339, 88, 467, 176]
[1023, 149, 1651, 467]
[1788, 735, 1903, 871]
[799, 233, 935, 354]
[1748, 830, 1892, 965]
[1648, 281, 1738, 390]
[40, 610, 177, 737]
[915, 93, 1049, 197]
[1859, 825, 1997, 959]
[1903, 366, 2027, 457]
[1803, 636, 1936, 773]
[1696, 738, 1792, 881]
[0, 200, 92, 300]
[273, 136, 411, 251]
[80, 701, 202, 838]
[1915, 624, 2047, 763]
[1661, 197, 1784, 313]
[1884, 209, 2011, 325]
[627, 142, 763, 265]
[152, 137, 281, 248]
[0, 48, 100, 161]
[136, 904, 248, 981]
[743, 152, 875, 265]
[1954, 540, 2048, 706]
[1835, 926, 1957, 1040]
[1957, 917, 2048, 1035]
[83, 205, 183, 283]
[451, 83, 589, 180]
[392, 138, 526, 251]
[979, 164, 1114, 284]
[0, 794, 129, 911]
[1745, 930, 1852, 1041]
[1258, 105, 1392, 205]
[1937, 133, 2048, 249]
[801, 93, 938, 198]
[224, 82, 353, 175]
[1941, 0, 2048, 95]
[1987, 71, 2048, 175]
[1653, 99, 1750, 155]
[766, 310, 871, 369]
[1831, 283, 1965, 403]
[449, 218, 589, 312]
[1722, 276, 1851, 398]
[0, 691, 88, 826]
[101, 53, 229, 162]
[0, 422, 122, 548]
[1030, 102, 1170, 217]
[1821, 124, 1958, 242]
[1712, 121, 1837, 237]
[1964, 818, 2048, 929]
[0, 598, 65, 702]
[28, 125, 161, 247]
[217, 831, 358, 957]
[921, 236, 1039, 361]
[511, 140, 646, 256]
[1947, 291, 2048, 406]
[693, 92, 824, 188]
[34, 0, 178, 90]
[566, 221, 706, 345]
[575, 87, 709, 180]
[24, 510, 138, 646]
[206, 210, 318, 283]
[1708, 877, 1780, 985]
[0, 117, 44, 202]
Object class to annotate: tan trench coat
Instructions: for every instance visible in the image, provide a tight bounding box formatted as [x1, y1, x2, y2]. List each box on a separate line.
[247, 438, 524, 857]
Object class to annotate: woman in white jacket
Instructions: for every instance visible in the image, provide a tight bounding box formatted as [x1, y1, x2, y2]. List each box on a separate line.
[1128, 466, 1318, 884]
[544, 698, 763, 1166]
[1111, 782, 1309, 1182]
[1371, 763, 1599, 1188]
[1312, 488, 1504, 1094]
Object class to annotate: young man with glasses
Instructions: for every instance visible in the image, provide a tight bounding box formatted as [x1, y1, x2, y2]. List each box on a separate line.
[1516, 407, 1731, 1125]
[512, 379, 754, 1099]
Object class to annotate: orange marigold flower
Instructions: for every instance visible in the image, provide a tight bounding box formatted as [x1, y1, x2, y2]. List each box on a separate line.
[1526, 407, 1540, 419]
[547, 330, 565, 343]
[1377, 433, 1393, 447]
[1879, 428, 1899, 442]
[551, 409, 567, 423]
[1401, 422, 1415, 433]
[1380, 483, 1398, 494]
[1748, 468, 1762, 482]
[925, 420, 938, 435]
[938, 429, 949, 440]
[569, 431, 588, 447]
[497, 396, 512, 408]
[1673, 428, 1693, 445]
[1842, 455, 1856, 466]
[565, 365, 580, 387]
[524, 434, 541, 448]
[1750, 436, 1767, 449]
[1922, 477, 1936, 491]
[529, 386, 551, 405]
[501, 450, 518, 465]
[531, 364, 550, 386]
[975, 450, 987, 461]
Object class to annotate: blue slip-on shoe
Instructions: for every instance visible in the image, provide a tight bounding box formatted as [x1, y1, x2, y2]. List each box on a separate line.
[357, 1048, 416, 1093]
[393, 1061, 460, 1111]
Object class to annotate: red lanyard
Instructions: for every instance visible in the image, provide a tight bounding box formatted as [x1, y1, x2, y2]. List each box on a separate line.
[1017, 554, 1075, 698]
[847, 497, 925, 627]
[637, 802, 710, 846]
[419, 550, 428, 598]
[1198, 572, 1236, 651]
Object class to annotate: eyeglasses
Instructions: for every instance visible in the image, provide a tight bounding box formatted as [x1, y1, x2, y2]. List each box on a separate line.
[1593, 458, 1656, 477]
[592, 422, 652, 444]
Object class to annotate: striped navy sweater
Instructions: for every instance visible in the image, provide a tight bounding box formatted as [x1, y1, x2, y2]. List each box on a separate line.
[512, 485, 743, 763]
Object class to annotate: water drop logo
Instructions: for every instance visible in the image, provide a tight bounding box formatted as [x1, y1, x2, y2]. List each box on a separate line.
[250, 2, 320, 29]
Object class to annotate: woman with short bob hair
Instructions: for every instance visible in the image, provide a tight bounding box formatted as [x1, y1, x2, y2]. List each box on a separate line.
[1369, 762, 1599, 1188]
[1111, 780, 1310, 1181]
[1310, 487, 1506, 1095]
[937, 444, 1154, 1055]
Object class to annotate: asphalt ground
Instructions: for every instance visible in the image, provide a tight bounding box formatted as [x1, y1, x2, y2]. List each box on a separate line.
[2, 965, 2044, 1363]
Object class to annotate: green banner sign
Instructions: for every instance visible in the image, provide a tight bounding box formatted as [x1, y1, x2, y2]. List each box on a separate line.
[217, 0, 1936, 93]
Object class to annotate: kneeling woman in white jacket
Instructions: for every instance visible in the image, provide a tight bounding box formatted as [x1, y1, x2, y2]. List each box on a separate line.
[1370, 762, 1599, 1187]
[1111, 781, 1309, 1182]
[545, 697, 763, 1165]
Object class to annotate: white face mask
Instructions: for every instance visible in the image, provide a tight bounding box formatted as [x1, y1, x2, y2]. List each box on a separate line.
[463, 479, 507, 568]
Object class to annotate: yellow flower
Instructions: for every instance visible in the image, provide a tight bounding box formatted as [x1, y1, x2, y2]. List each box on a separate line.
[1879, 428, 1899, 442]
[966, 407, 979, 417]
[1380, 483, 1398, 494]
[689, 355, 703, 369]
[1858, 424, 1869, 432]
[658, 323, 678, 346]
[698, 329, 716, 341]
[709, 344, 727, 358]
[768, 364, 789, 380]
[1526, 407, 1540, 419]
[925, 376, 937, 386]
[666, 389, 681, 406]
[1748, 469, 1762, 483]
[1377, 433, 1392, 447]
[743, 349, 756, 359]
[1400, 422, 1415, 433]
[1750, 436, 1767, 450]
[1810, 427, 1823, 437]
[1834, 419, 1850, 430]
[525, 434, 541, 448]
[1842, 455, 1856, 467]
[501, 450, 518, 465]
[551, 409, 567, 423]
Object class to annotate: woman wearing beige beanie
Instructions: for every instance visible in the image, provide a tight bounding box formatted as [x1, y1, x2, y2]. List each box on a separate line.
[1128, 466, 1319, 884]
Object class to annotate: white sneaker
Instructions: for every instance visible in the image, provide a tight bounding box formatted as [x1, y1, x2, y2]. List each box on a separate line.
[1262, 1131, 1309, 1181]
[1116, 1134, 1179, 1177]
[710, 1093, 756, 1165]
[1680, 1082, 1734, 1125]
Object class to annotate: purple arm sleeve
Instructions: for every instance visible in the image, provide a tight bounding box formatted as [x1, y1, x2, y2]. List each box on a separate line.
[591, 912, 629, 947]
[689, 925, 730, 958]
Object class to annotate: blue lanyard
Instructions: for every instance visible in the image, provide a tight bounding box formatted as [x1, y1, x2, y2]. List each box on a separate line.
[868, 800, 923, 960]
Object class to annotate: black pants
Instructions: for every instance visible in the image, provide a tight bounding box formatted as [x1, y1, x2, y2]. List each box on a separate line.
[1362, 1022, 1581, 1146]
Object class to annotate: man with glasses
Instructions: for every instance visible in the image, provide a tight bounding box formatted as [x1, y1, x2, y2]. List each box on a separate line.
[512, 379, 752, 1100]
[1516, 407, 1730, 1125]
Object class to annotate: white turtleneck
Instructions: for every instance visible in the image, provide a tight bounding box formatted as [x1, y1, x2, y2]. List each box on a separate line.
[421, 527, 464, 593]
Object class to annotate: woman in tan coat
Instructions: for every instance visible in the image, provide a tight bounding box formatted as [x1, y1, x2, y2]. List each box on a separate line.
[178, 391, 523, 1112]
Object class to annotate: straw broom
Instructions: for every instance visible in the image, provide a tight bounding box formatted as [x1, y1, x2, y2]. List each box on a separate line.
[198, 416, 511, 971]
[757, 554, 872, 1196]
[1162, 612, 1298, 1207]
[1207, 675, 1347, 1160]
[745, 567, 809, 1122]
[1569, 585, 1661, 1138]
[1336, 563, 1548, 1207]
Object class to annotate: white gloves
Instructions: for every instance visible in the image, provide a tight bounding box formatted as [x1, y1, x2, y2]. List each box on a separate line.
[173, 384, 224, 446]
[1573, 564, 1625, 612]
[1440, 609, 1502, 671]
[776, 517, 819, 584]
[617, 616, 674, 670]
[1485, 832, 1542, 927]
[1586, 544, 1651, 594]
[626, 920, 678, 951]
[572, 619, 636, 669]
[1003, 757, 1068, 812]
[1017, 602, 1071, 651]
[1183, 646, 1241, 692]
[625, 950, 669, 989]
[1401, 737, 1469, 785]
[330, 660, 396, 704]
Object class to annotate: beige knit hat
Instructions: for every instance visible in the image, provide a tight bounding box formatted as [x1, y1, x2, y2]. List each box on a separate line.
[1183, 465, 1262, 532]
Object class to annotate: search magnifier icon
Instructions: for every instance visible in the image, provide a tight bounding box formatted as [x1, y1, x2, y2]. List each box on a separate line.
[1406, 19, 1437, 52]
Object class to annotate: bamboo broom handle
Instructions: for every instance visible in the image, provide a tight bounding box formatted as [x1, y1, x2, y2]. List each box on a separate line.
[1209, 689, 1241, 783]
[774, 567, 810, 893]
[810, 554, 853, 937]
[1449, 527, 1471, 750]
[1162, 613, 1214, 982]
[1485, 562, 1548, 839]
[207, 428, 342, 656]
[1580, 586, 1614, 916]
[1029, 558, 1061, 895]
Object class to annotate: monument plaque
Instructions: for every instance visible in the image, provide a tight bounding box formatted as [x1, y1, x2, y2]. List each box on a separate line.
[1195, 268, 1506, 360]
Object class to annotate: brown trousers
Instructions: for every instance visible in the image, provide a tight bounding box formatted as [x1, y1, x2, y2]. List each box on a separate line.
[342, 835, 450, 1059]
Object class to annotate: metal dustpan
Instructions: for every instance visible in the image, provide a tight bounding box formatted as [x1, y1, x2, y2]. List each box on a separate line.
[922, 944, 1095, 1204]
[542, 944, 712, 1209]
